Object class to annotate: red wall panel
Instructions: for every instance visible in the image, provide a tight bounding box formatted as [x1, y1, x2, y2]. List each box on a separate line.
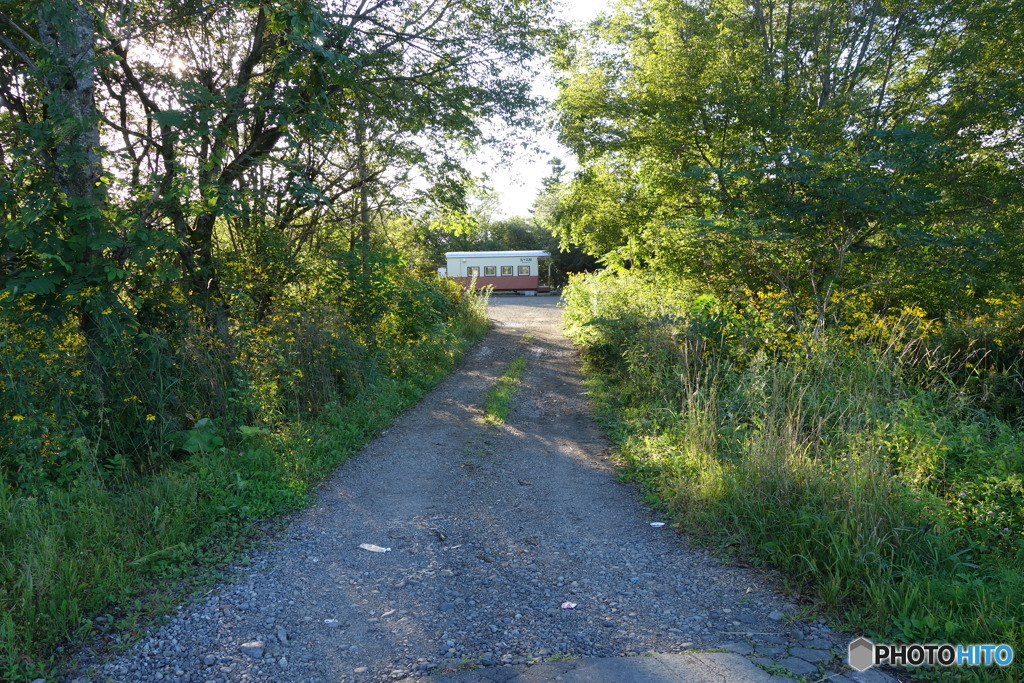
[450, 275, 539, 291]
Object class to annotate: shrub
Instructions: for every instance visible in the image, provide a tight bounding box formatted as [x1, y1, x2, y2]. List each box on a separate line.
[564, 270, 1024, 678]
[0, 249, 489, 678]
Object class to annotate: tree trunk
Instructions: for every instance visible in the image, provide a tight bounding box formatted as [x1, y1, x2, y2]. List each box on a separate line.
[38, 0, 109, 382]
[38, 2, 104, 220]
[355, 114, 371, 274]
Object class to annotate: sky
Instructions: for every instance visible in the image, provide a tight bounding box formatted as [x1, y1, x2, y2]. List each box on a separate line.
[470, 0, 613, 219]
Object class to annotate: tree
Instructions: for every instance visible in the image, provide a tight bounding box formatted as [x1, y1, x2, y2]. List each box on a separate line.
[552, 0, 1024, 321]
[1, 0, 554, 336]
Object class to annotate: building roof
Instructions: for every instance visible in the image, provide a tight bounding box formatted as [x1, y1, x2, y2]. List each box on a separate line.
[444, 250, 550, 259]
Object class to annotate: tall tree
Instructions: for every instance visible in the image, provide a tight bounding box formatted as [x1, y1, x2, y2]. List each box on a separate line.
[0, 0, 128, 385]
[553, 0, 1024, 320]
[1, 0, 554, 337]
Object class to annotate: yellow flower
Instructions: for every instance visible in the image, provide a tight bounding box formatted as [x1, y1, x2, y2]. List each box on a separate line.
[146, 414, 156, 421]
[11, 415, 24, 421]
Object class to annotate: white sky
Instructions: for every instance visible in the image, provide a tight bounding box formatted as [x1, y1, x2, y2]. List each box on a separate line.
[470, 0, 613, 219]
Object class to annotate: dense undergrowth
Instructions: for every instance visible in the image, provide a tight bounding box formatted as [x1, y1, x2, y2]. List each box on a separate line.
[0, 253, 489, 680]
[563, 271, 1024, 681]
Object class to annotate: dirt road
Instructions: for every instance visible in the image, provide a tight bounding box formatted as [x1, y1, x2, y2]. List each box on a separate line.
[88, 297, 887, 683]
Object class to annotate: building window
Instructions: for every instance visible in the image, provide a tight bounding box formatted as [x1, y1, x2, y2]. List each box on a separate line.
[467, 266, 480, 276]
[518, 265, 530, 275]
[484, 266, 496, 276]
[501, 265, 513, 276]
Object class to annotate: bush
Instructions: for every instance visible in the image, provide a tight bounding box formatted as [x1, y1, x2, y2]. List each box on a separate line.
[564, 270, 1024, 680]
[0, 251, 489, 679]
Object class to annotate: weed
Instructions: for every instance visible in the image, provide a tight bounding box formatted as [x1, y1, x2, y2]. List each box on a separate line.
[482, 356, 527, 425]
[756, 663, 798, 678]
[563, 271, 1024, 682]
[546, 651, 578, 662]
[0, 260, 489, 680]
[431, 656, 479, 674]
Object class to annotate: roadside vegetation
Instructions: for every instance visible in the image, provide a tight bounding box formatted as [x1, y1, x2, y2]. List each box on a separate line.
[0, 266, 489, 679]
[550, 1, 1024, 680]
[564, 274, 1024, 681]
[0, 0, 548, 678]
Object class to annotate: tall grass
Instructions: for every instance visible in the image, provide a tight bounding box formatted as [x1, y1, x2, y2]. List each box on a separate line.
[565, 271, 1024, 681]
[0, 261, 489, 680]
[482, 356, 527, 424]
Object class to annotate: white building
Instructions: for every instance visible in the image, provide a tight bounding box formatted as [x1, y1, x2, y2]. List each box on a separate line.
[444, 250, 550, 291]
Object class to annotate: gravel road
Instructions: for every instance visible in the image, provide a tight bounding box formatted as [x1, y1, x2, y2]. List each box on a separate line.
[81, 296, 894, 683]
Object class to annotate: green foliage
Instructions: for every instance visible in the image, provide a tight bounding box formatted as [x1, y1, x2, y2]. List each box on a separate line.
[0, 0, 553, 352]
[0, 0, 543, 677]
[552, 0, 1024, 318]
[179, 419, 224, 456]
[0, 255, 488, 678]
[565, 272, 1024, 680]
[0, 254, 483, 484]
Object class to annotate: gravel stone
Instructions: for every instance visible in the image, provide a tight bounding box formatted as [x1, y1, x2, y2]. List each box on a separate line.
[239, 641, 264, 659]
[841, 669, 902, 682]
[722, 642, 754, 655]
[760, 635, 790, 645]
[77, 299, 897, 683]
[778, 656, 820, 676]
[790, 646, 834, 663]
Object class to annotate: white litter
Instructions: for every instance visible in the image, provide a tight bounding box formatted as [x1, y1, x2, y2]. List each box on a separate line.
[561, 602, 577, 610]
[359, 543, 391, 553]
[650, 522, 666, 528]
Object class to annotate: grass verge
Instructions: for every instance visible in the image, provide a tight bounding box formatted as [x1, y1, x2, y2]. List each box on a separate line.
[482, 356, 527, 425]
[562, 271, 1024, 683]
[0, 311, 487, 681]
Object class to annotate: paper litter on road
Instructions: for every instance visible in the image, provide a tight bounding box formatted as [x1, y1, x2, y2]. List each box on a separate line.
[650, 522, 666, 528]
[359, 543, 391, 553]
[561, 602, 577, 609]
